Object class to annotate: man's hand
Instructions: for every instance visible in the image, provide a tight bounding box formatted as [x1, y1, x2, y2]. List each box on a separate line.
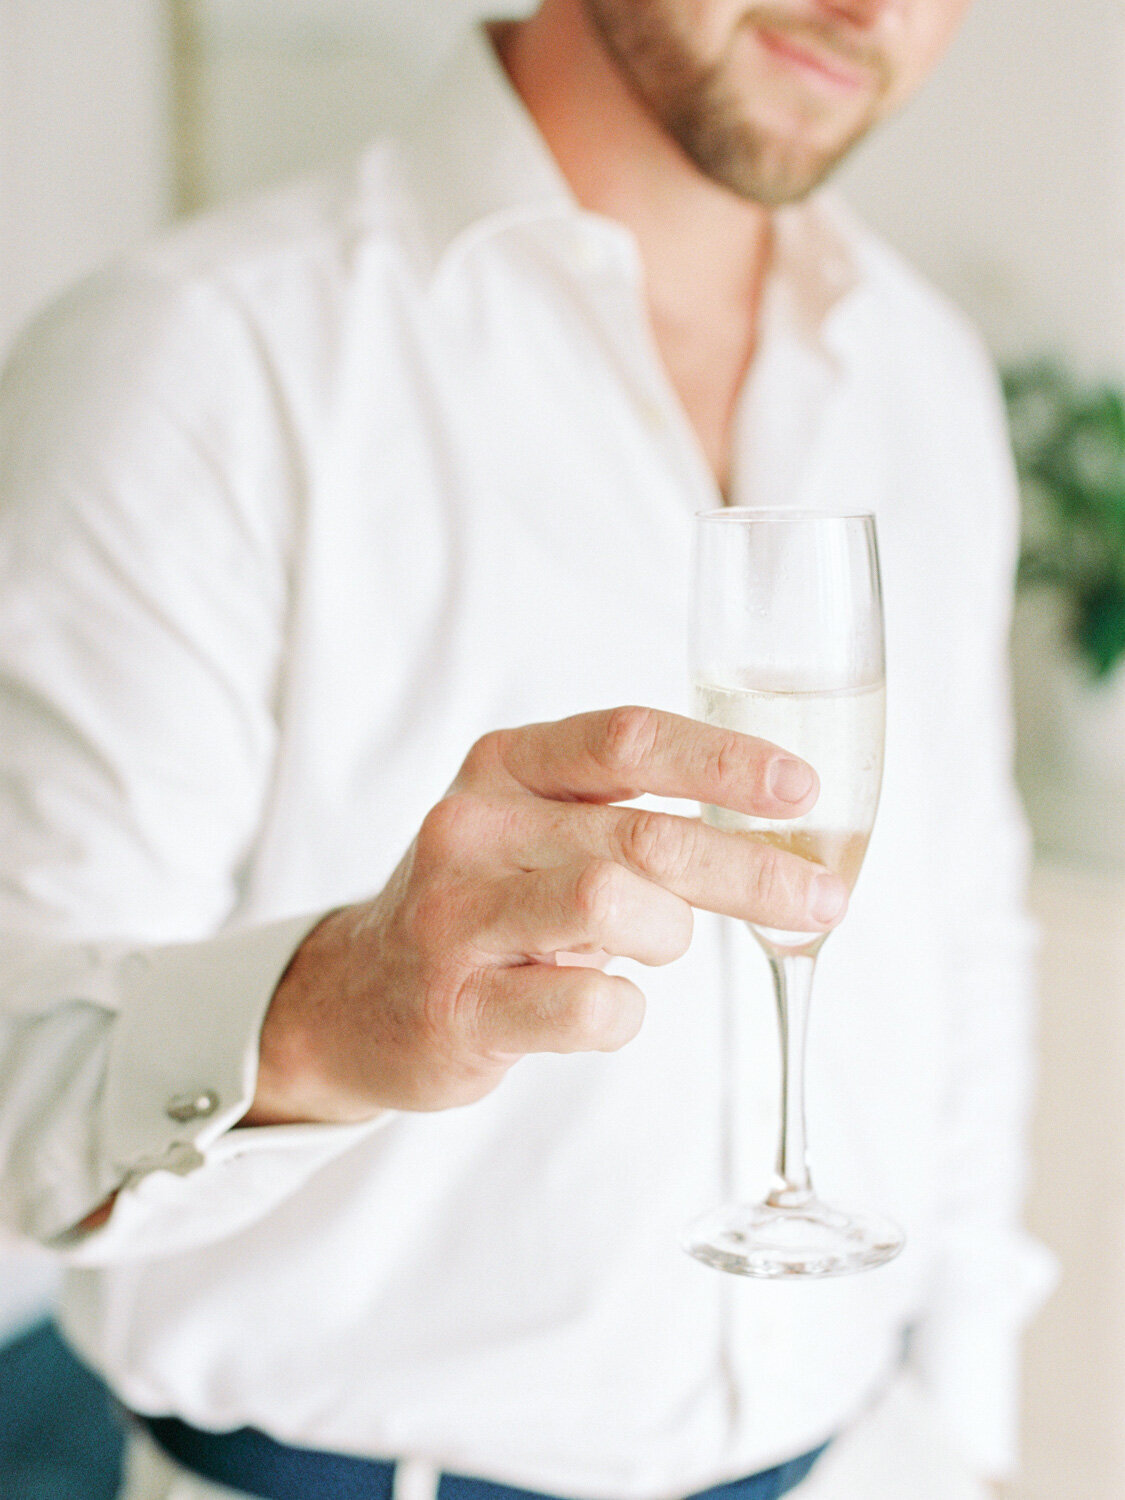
[246, 706, 847, 1125]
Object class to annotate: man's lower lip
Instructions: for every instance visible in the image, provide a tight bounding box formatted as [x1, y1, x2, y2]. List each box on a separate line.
[754, 25, 869, 91]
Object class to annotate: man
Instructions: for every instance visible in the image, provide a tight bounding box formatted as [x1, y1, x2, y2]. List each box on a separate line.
[0, 2, 1050, 1497]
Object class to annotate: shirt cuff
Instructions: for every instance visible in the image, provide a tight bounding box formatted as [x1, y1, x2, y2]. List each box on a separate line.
[62, 915, 391, 1263]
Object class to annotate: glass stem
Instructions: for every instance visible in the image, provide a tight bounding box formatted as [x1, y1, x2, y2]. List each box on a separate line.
[766, 951, 817, 1208]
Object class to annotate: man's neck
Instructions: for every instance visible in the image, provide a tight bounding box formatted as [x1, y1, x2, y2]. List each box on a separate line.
[494, 0, 773, 491]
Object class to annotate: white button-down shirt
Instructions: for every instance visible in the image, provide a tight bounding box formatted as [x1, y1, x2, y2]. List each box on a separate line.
[0, 27, 1051, 1492]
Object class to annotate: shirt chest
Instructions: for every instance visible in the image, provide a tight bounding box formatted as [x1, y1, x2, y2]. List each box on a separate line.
[245, 257, 951, 931]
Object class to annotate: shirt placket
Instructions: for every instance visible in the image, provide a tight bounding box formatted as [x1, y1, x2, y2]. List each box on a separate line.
[556, 217, 725, 518]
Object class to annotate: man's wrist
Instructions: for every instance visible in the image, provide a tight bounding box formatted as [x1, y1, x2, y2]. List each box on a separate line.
[243, 907, 382, 1127]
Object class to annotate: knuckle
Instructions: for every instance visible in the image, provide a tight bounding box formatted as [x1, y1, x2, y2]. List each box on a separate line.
[619, 808, 689, 882]
[415, 965, 493, 1072]
[709, 731, 750, 795]
[417, 793, 481, 866]
[573, 859, 627, 932]
[750, 843, 790, 915]
[458, 730, 505, 785]
[593, 705, 659, 779]
[446, 967, 493, 1049]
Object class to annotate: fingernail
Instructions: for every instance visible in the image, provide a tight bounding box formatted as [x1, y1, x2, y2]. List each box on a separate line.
[769, 756, 816, 804]
[811, 874, 847, 924]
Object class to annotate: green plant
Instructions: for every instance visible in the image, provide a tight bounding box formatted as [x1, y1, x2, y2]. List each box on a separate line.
[1004, 362, 1125, 679]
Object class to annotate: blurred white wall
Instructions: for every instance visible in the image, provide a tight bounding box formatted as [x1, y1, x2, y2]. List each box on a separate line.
[838, 0, 1125, 380]
[0, 0, 173, 351]
[180, 0, 504, 207]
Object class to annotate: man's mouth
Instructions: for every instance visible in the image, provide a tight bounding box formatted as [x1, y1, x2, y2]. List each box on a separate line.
[754, 23, 876, 92]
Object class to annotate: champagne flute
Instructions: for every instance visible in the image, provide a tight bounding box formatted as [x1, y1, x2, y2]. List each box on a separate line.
[682, 508, 904, 1278]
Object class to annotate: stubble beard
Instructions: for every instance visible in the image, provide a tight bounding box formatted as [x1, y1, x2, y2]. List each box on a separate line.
[583, 0, 891, 207]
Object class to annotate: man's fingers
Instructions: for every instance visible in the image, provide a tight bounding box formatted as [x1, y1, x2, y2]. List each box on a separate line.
[473, 862, 693, 966]
[607, 805, 848, 928]
[462, 706, 818, 818]
[490, 800, 848, 933]
[476, 963, 646, 1056]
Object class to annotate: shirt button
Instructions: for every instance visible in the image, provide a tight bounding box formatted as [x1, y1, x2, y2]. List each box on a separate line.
[162, 1142, 206, 1176]
[165, 1090, 220, 1123]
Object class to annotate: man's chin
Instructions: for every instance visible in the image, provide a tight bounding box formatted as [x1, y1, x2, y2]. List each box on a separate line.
[704, 116, 877, 206]
[707, 147, 850, 207]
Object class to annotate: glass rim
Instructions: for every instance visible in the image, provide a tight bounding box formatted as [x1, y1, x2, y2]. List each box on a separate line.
[695, 507, 876, 524]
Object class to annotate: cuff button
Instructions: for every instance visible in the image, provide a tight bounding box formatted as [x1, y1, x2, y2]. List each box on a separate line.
[165, 1090, 220, 1123]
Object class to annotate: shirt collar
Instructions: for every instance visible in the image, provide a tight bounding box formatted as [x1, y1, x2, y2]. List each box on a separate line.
[769, 194, 865, 355]
[394, 22, 866, 350]
[394, 25, 579, 280]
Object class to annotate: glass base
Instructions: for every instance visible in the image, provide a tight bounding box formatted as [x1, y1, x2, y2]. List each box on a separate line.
[682, 1196, 905, 1279]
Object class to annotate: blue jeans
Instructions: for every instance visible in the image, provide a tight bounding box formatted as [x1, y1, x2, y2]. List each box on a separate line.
[0, 1320, 827, 1500]
[449, 1451, 831, 1500]
[0, 1318, 125, 1500]
[141, 1414, 830, 1500]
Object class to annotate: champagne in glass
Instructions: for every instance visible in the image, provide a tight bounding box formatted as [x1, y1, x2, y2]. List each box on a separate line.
[683, 509, 904, 1278]
[696, 680, 885, 953]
